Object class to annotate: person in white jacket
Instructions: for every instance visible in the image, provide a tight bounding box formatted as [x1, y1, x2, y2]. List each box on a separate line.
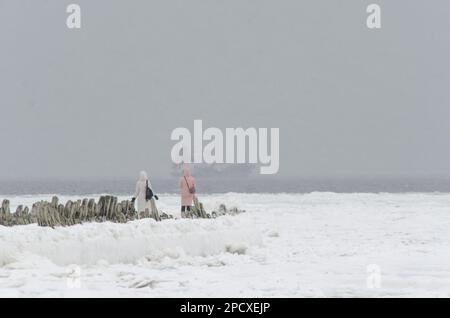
[132, 171, 158, 215]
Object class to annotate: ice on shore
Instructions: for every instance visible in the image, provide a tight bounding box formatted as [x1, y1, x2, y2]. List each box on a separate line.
[0, 216, 261, 267]
[1, 192, 450, 297]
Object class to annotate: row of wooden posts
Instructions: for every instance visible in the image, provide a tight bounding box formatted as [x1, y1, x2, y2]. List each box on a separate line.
[0, 195, 243, 228]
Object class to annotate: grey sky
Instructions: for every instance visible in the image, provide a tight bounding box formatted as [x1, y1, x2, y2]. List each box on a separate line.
[1, 0, 450, 179]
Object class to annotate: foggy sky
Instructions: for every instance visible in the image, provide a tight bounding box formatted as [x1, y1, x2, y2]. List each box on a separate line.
[1, 0, 450, 179]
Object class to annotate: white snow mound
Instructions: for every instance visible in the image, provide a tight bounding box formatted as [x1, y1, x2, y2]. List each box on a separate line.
[0, 216, 261, 266]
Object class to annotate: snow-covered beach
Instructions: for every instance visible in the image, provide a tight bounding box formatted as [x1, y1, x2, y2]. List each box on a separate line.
[1, 192, 450, 297]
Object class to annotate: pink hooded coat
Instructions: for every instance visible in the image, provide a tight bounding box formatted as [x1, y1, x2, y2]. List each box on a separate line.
[179, 167, 196, 206]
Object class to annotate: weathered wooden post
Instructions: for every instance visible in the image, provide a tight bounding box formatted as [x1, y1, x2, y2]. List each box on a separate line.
[1, 200, 11, 226]
[22, 206, 30, 224]
[0, 202, 3, 225]
[87, 199, 96, 221]
[49, 197, 61, 227]
[110, 196, 118, 221]
[63, 200, 72, 225]
[57, 204, 65, 226]
[15, 205, 24, 225]
[31, 203, 39, 226]
[72, 200, 81, 224]
[39, 202, 46, 227]
[150, 198, 161, 221]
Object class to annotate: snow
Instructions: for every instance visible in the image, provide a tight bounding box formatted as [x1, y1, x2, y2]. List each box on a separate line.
[1, 192, 450, 297]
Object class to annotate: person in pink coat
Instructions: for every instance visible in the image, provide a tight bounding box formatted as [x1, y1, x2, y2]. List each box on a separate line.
[179, 166, 196, 218]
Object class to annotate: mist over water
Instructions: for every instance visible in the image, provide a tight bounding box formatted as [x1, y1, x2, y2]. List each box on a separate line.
[2, 177, 450, 196]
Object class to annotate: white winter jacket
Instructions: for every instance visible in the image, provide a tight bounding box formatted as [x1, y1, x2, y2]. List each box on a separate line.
[134, 171, 154, 213]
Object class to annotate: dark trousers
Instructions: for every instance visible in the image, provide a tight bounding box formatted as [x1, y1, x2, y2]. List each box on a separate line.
[181, 206, 191, 212]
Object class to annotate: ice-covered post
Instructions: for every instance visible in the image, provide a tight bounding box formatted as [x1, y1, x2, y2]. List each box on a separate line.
[1, 199, 11, 226]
